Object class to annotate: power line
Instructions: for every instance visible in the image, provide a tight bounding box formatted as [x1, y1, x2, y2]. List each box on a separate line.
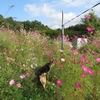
[64, 2, 100, 26]
[61, 2, 100, 50]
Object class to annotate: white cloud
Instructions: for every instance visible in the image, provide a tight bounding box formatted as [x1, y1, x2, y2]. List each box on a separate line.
[24, 0, 100, 29]
[45, 12, 78, 29]
[93, 5, 100, 17]
[46, 22, 61, 29]
[24, 3, 77, 29]
[24, 3, 56, 17]
[24, 4, 40, 16]
[59, 0, 100, 7]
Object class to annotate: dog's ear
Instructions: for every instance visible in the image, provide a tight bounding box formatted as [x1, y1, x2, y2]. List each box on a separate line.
[49, 60, 54, 64]
[49, 59, 55, 67]
[50, 58, 56, 63]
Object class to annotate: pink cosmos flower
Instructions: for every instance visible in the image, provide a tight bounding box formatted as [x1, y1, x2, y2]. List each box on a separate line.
[59, 49, 63, 53]
[85, 15, 91, 19]
[20, 74, 26, 79]
[81, 58, 86, 63]
[94, 41, 99, 47]
[82, 54, 87, 58]
[92, 51, 97, 55]
[81, 54, 87, 63]
[3, 51, 7, 55]
[25, 73, 30, 77]
[82, 65, 94, 76]
[98, 72, 100, 75]
[73, 52, 78, 56]
[9, 79, 15, 85]
[56, 79, 62, 85]
[87, 38, 92, 43]
[16, 40, 19, 44]
[96, 58, 100, 63]
[80, 38, 85, 43]
[82, 65, 88, 73]
[54, 59, 57, 63]
[74, 35, 78, 39]
[86, 36, 92, 43]
[57, 35, 62, 40]
[86, 26, 94, 34]
[84, 49, 90, 53]
[75, 82, 81, 88]
[59, 62, 63, 68]
[17, 83, 21, 88]
[90, 31, 94, 34]
[86, 27, 93, 31]
[88, 68, 94, 76]
[81, 73, 86, 78]
[70, 47, 75, 51]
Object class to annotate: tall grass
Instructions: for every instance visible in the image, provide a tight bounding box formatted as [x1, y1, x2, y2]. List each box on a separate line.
[0, 29, 100, 100]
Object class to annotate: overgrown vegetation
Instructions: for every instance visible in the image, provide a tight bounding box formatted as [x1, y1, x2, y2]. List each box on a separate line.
[0, 12, 100, 100]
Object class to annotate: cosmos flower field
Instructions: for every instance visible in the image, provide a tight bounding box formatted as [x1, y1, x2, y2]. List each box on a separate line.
[0, 14, 100, 100]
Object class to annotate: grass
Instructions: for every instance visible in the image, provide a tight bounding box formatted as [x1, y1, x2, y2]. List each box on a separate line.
[0, 30, 100, 100]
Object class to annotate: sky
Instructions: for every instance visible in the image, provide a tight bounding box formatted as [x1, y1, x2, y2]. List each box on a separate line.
[0, 0, 100, 29]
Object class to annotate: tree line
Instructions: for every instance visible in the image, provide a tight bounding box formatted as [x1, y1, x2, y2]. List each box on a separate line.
[0, 11, 100, 39]
[0, 14, 49, 31]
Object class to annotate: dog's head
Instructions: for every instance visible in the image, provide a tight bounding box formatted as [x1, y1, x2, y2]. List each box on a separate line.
[49, 59, 56, 68]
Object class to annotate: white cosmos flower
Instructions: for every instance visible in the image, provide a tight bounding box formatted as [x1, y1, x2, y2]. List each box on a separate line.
[61, 58, 65, 62]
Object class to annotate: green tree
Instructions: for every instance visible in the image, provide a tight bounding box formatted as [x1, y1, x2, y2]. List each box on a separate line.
[45, 29, 61, 38]
[81, 11, 100, 31]
[0, 14, 4, 27]
[64, 24, 88, 38]
[23, 20, 31, 32]
[5, 17, 14, 29]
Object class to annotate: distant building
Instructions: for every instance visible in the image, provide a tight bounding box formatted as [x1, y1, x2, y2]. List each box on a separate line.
[72, 38, 87, 49]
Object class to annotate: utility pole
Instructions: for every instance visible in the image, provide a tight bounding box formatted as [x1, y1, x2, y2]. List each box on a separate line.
[61, 10, 64, 50]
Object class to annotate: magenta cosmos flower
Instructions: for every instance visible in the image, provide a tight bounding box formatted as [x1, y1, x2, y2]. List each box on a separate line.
[74, 35, 78, 39]
[82, 65, 88, 73]
[81, 73, 86, 78]
[96, 58, 100, 63]
[86, 26, 94, 34]
[94, 41, 99, 47]
[9, 79, 15, 85]
[75, 82, 81, 88]
[88, 68, 94, 76]
[85, 15, 91, 19]
[56, 79, 62, 85]
[82, 65, 94, 76]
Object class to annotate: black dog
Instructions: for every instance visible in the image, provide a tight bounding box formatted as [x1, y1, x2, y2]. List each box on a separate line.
[36, 60, 55, 90]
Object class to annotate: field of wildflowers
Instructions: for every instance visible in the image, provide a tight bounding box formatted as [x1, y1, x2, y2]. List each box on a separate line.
[0, 14, 100, 100]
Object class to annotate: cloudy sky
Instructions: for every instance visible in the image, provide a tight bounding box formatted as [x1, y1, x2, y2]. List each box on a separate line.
[0, 0, 100, 29]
